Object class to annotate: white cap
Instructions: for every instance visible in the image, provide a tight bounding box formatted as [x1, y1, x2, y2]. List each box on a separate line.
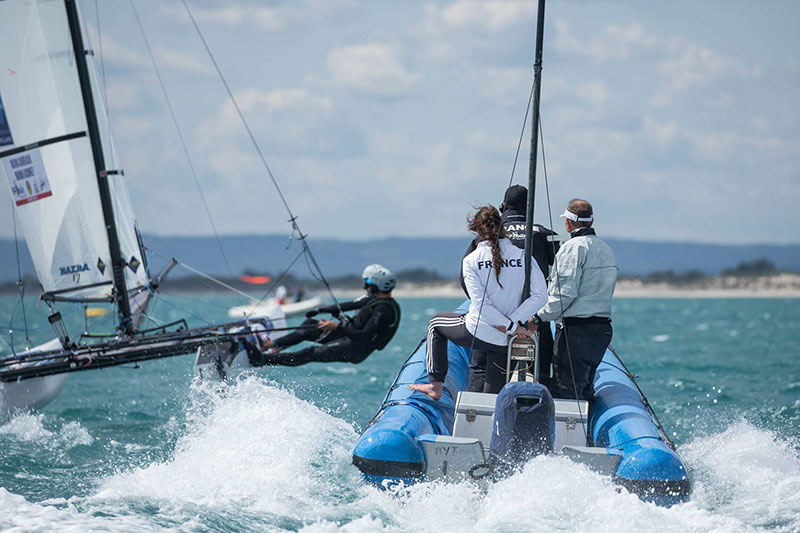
[559, 209, 594, 222]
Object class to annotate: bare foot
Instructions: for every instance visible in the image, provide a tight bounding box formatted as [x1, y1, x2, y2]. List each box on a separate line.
[408, 381, 444, 401]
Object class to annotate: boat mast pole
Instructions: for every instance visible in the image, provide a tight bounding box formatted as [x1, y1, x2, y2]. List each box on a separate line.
[64, 0, 133, 334]
[522, 0, 546, 301]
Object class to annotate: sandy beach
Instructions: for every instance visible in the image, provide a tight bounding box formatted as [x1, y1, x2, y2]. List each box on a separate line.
[387, 273, 800, 299]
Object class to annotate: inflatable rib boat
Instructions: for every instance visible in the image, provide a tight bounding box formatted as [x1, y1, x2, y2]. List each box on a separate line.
[352, 307, 691, 507]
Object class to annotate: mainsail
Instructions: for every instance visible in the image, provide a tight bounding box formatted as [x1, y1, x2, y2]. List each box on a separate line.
[0, 0, 147, 307]
[0, 0, 324, 400]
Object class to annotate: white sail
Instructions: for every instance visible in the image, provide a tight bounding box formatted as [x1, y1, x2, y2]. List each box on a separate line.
[84, 15, 149, 294]
[0, 0, 146, 301]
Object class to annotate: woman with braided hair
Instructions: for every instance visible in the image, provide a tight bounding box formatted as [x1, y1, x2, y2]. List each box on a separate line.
[410, 205, 548, 400]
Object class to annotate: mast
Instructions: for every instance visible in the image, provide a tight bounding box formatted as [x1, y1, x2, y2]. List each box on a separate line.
[522, 0, 546, 300]
[64, 0, 133, 334]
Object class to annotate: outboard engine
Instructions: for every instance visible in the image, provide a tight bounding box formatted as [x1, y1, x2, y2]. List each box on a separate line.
[489, 382, 555, 478]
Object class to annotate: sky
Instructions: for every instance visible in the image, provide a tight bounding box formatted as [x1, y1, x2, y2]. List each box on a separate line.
[1, 0, 799, 245]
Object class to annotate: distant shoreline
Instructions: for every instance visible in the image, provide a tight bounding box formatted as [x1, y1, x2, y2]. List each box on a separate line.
[388, 282, 800, 299]
[323, 275, 800, 299]
[3, 274, 799, 300]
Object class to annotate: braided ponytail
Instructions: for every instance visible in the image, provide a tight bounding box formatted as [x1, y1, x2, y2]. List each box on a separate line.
[467, 205, 506, 287]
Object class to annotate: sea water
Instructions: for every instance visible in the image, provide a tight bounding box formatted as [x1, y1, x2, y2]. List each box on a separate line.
[0, 294, 798, 532]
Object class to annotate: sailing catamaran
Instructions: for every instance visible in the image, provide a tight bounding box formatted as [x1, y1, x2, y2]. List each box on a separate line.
[0, 0, 297, 411]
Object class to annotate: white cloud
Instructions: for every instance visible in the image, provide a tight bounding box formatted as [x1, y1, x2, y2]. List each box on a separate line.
[466, 129, 517, 154]
[703, 93, 735, 110]
[643, 115, 679, 146]
[87, 21, 214, 77]
[85, 27, 146, 68]
[327, 45, 420, 95]
[480, 67, 531, 107]
[689, 130, 795, 162]
[658, 38, 754, 92]
[198, 87, 332, 142]
[440, 0, 536, 32]
[605, 21, 658, 50]
[750, 115, 770, 131]
[235, 88, 333, 114]
[417, 0, 536, 61]
[573, 81, 608, 107]
[191, 87, 340, 181]
[553, 20, 656, 62]
[159, 0, 359, 31]
[154, 48, 214, 76]
[160, 4, 284, 31]
[115, 117, 155, 140]
[105, 83, 142, 111]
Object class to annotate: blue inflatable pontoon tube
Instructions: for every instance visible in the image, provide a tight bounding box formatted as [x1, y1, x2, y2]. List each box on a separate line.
[353, 314, 691, 506]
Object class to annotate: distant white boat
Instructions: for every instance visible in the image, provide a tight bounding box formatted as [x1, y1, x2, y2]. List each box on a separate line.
[227, 296, 323, 319]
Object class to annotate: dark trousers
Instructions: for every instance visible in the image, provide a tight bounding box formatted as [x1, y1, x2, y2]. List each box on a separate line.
[465, 350, 513, 393]
[248, 318, 371, 367]
[538, 321, 554, 383]
[550, 321, 612, 400]
[466, 321, 554, 394]
[426, 312, 506, 384]
[275, 318, 330, 348]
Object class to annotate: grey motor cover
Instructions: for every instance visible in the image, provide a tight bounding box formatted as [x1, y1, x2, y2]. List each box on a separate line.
[489, 382, 555, 478]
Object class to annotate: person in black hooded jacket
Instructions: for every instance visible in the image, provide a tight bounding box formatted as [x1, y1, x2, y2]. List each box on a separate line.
[460, 185, 559, 391]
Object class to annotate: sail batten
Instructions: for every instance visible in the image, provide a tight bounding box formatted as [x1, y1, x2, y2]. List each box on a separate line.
[0, 130, 87, 159]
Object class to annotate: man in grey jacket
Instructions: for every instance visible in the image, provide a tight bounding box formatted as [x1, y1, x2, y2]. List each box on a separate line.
[532, 199, 618, 400]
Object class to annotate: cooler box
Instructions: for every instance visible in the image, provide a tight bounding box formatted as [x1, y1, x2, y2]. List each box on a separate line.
[452, 391, 497, 446]
[553, 398, 589, 451]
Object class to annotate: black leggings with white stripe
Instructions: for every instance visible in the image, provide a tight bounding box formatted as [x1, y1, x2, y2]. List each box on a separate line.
[426, 312, 506, 384]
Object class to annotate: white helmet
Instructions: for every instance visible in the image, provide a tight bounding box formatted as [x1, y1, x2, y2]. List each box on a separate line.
[362, 264, 396, 292]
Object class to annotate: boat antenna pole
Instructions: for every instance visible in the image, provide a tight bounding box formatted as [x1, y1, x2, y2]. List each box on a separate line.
[64, 0, 133, 334]
[522, 0, 547, 301]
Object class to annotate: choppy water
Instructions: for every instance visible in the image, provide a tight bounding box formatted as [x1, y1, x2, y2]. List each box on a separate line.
[0, 294, 798, 532]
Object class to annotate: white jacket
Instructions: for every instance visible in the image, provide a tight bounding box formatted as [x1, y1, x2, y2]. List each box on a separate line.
[462, 238, 548, 346]
[537, 231, 618, 322]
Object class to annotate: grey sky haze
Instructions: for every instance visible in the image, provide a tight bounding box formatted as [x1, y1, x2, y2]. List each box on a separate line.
[1, 0, 798, 245]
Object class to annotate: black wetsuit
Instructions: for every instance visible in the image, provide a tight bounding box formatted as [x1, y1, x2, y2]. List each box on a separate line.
[460, 207, 559, 392]
[248, 295, 401, 367]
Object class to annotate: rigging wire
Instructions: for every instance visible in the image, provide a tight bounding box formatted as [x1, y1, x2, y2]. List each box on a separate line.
[11, 200, 30, 354]
[180, 0, 342, 314]
[465, 67, 538, 385]
[171, 261, 257, 303]
[129, 0, 234, 279]
[538, 112, 588, 434]
[244, 248, 307, 319]
[90, 0, 120, 171]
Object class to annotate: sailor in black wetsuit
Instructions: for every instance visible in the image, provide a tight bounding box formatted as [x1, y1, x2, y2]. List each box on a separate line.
[248, 264, 401, 367]
[461, 185, 559, 391]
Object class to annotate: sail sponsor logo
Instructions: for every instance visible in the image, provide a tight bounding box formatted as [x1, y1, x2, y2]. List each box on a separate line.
[97, 257, 106, 275]
[128, 256, 141, 273]
[2, 148, 53, 206]
[0, 91, 12, 147]
[60, 263, 90, 276]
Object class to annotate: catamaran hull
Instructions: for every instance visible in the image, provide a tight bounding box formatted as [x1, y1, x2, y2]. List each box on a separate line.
[0, 374, 68, 413]
[353, 327, 690, 506]
[194, 313, 289, 380]
[0, 338, 69, 413]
